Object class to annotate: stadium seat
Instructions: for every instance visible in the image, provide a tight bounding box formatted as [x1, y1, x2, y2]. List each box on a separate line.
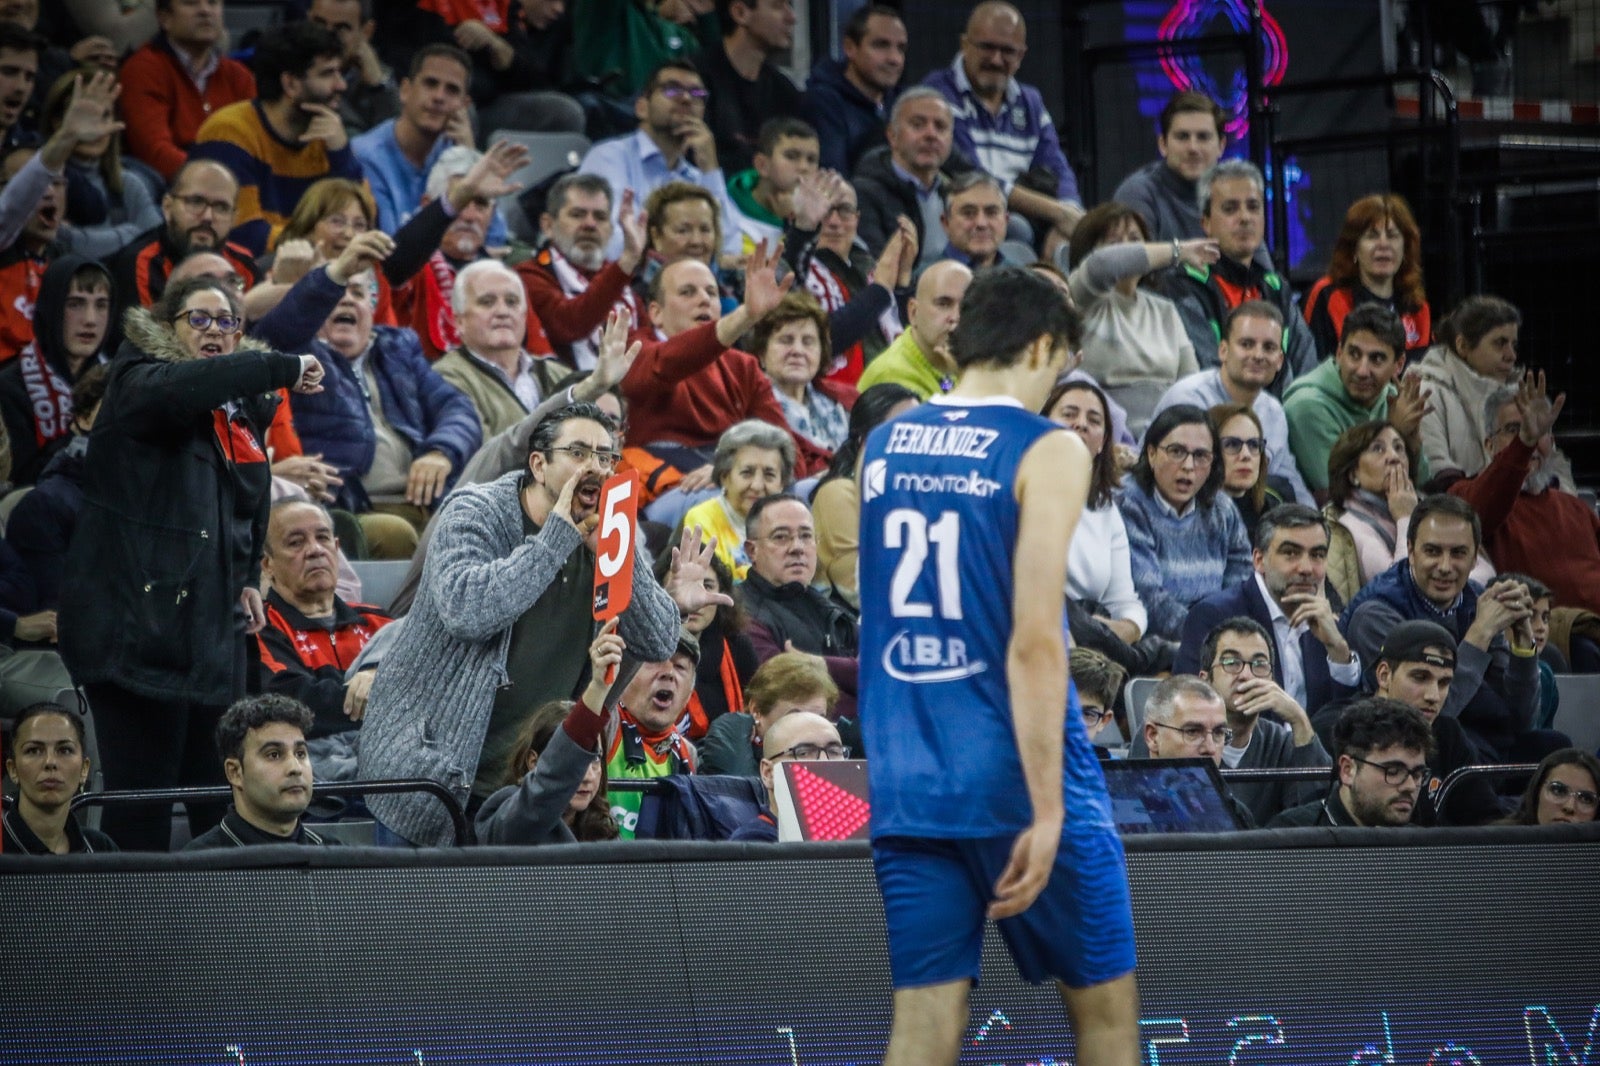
[1551, 675, 1600, 754]
[349, 559, 411, 614]
[1125, 676, 1158, 741]
[486, 131, 591, 242]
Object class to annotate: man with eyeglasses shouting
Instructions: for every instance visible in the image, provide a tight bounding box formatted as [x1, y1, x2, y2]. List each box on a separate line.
[1176, 503, 1360, 718]
[1269, 697, 1433, 828]
[1152, 300, 1314, 504]
[356, 401, 732, 847]
[578, 60, 742, 261]
[728, 710, 849, 842]
[1193, 616, 1330, 825]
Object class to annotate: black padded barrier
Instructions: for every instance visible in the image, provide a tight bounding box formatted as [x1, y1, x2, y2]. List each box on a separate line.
[3, 825, 1598, 1064]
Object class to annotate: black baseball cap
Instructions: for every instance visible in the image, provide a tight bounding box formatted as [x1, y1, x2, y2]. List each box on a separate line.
[1378, 620, 1456, 669]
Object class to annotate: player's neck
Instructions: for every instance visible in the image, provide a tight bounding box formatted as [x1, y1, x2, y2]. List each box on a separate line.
[947, 364, 1042, 407]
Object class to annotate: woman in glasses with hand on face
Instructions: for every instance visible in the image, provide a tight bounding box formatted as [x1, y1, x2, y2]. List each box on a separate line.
[57, 275, 325, 852]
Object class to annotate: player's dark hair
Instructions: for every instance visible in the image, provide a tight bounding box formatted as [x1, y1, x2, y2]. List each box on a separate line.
[947, 266, 1080, 370]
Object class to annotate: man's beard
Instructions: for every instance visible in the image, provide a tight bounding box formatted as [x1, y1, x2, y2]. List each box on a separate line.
[172, 222, 218, 256]
[557, 235, 606, 272]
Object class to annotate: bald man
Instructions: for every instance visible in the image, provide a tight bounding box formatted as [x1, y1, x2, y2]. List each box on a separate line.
[856, 259, 971, 398]
[113, 159, 261, 309]
[922, 2, 1083, 255]
[729, 710, 848, 842]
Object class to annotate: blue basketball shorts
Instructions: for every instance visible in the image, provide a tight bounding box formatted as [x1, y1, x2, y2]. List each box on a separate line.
[871, 827, 1136, 989]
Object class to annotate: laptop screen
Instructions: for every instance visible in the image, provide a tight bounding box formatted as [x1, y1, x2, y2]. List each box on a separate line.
[1099, 758, 1245, 833]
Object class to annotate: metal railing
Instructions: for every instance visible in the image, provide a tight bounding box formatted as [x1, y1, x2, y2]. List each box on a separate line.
[69, 779, 471, 846]
[1434, 762, 1537, 815]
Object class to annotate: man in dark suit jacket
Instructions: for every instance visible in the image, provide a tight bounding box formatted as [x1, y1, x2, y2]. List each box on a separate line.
[1175, 504, 1360, 716]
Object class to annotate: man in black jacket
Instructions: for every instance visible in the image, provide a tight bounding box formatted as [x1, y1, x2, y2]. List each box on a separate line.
[738, 493, 859, 718]
[186, 694, 335, 849]
[1270, 697, 1432, 828]
[853, 87, 972, 268]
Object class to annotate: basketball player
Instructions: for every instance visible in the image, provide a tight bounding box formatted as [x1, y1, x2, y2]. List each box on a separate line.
[857, 266, 1140, 1065]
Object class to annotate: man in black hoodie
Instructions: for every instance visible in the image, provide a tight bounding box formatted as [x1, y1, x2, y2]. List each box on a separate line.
[0, 254, 110, 485]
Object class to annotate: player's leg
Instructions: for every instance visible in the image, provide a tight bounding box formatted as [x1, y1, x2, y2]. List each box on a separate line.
[884, 981, 971, 1066]
[1060, 972, 1140, 1066]
[873, 837, 989, 1066]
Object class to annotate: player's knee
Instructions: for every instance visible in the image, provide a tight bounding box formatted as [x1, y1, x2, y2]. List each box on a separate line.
[1062, 971, 1141, 1034]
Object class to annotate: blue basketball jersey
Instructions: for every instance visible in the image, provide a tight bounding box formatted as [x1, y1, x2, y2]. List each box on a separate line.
[858, 396, 1112, 839]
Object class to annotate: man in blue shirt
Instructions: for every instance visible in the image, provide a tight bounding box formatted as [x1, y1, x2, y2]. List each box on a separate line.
[351, 43, 505, 248]
[578, 60, 743, 261]
[858, 266, 1138, 1064]
[922, 2, 1083, 258]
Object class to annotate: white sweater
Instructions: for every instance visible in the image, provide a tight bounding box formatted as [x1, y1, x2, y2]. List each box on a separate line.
[1068, 502, 1148, 636]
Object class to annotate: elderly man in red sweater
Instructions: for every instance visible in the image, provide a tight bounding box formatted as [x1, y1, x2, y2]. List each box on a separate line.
[621, 240, 827, 488]
[1451, 371, 1600, 615]
[119, 0, 257, 180]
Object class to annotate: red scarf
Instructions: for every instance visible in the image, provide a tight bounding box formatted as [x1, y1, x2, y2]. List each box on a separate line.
[683, 634, 746, 739]
[17, 345, 74, 450]
[419, 252, 462, 356]
[543, 244, 642, 370]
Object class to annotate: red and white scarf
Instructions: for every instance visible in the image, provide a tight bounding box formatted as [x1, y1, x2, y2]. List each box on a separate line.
[804, 257, 900, 384]
[420, 252, 462, 356]
[546, 244, 640, 371]
[17, 345, 74, 450]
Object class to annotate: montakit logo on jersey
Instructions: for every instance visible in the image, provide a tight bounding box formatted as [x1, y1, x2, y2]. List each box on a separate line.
[862, 458, 888, 502]
[892, 469, 1003, 498]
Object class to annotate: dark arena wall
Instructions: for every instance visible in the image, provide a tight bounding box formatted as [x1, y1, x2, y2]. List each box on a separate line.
[2, 827, 1597, 1064]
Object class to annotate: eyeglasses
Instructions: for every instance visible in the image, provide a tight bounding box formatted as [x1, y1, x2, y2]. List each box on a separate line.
[170, 192, 235, 217]
[1213, 654, 1273, 677]
[773, 742, 851, 760]
[173, 310, 241, 333]
[759, 529, 815, 548]
[657, 83, 709, 101]
[1081, 707, 1113, 727]
[549, 444, 620, 470]
[1150, 721, 1232, 745]
[1158, 443, 1214, 467]
[1350, 755, 1430, 786]
[826, 203, 860, 219]
[1544, 779, 1600, 810]
[1220, 436, 1266, 456]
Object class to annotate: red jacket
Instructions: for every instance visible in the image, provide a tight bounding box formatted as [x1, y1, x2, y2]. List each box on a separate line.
[120, 38, 257, 180]
[255, 589, 393, 738]
[517, 254, 653, 367]
[1450, 436, 1600, 613]
[620, 322, 830, 476]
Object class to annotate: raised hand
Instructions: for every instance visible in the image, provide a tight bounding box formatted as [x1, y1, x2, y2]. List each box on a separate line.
[293, 354, 326, 394]
[790, 169, 845, 231]
[582, 617, 627, 710]
[327, 230, 395, 285]
[1177, 238, 1221, 270]
[453, 139, 528, 209]
[298, 102, 348, 151]
[593, 308, 642, 391]
[617, 188, 650, 274]
[667, 526, 735, 616]
[444, 105, 476, 151]
[1387, 374, 1429, 439]
[1383, 464, 1417, 521]
[61, 71, 124, 145]
[869, 227, 906, 289]
[740, 239, 795, 321]
[272, 453, 343, 502]
[893, 214, 919, 284]
[1514, 368, 1566, 445]
[272, 238, 318, 286]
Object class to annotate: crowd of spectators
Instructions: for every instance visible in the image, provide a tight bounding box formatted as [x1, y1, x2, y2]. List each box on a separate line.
[0, 0, 1596, 854]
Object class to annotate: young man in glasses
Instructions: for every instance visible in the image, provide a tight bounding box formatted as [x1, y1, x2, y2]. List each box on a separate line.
[1269, 696, 1433, 827]
[1151, 300, 1313, 504]
[1193, 616, 1329, 825]
[578, 60, 742, 260]
[1176, 502, 1360, 718]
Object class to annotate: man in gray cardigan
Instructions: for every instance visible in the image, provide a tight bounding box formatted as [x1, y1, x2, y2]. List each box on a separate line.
[356, 401, 730, 846]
